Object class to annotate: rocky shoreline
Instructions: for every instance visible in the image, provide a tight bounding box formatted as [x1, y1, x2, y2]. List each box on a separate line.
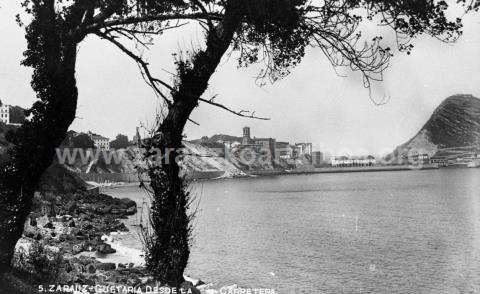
[12, 188, 202, 294]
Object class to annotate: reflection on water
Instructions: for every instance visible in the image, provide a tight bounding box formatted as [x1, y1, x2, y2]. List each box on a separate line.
[105, 168, 480, 293]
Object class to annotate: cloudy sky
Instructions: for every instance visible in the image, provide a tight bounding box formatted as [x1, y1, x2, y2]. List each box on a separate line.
[1, 2, 480, 156]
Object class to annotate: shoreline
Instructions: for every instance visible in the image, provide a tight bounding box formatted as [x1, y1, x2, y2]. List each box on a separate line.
[247, 164, 440, 176]
[12, 189, 203, 293]
[88, 164, 441, 188]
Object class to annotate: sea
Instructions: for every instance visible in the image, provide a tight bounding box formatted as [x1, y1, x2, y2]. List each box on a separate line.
[98, 168, 480, 293]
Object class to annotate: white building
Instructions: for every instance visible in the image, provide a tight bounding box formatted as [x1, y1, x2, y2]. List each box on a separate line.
[294, 143, 313, 157]
[331, 155, 376, 167]
[0, 104, 10, 124]
[275, 142, 294, 159]
[88, 132, 110, 150]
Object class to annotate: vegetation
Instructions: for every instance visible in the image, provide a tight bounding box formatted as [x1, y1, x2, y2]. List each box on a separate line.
[71, 134, 95, 149]
[0, 0, 471, 291]
[110, 134, 131, 149]
[9, 106, 27, 125]
[0, 0, 216, 288]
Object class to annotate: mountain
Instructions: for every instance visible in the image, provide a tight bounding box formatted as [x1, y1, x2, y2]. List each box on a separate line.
[389, 94, 480, 162]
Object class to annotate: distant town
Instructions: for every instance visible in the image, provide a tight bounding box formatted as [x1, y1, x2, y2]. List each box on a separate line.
[195, 126, 480, 170]
[1, 98, 480, 170]
[200, 126, 380, 168]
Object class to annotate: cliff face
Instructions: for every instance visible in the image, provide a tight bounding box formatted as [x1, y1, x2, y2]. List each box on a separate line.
[60, 143, 247, 178]
[181, 141, 246, 177]
[390, 94, 480, 161]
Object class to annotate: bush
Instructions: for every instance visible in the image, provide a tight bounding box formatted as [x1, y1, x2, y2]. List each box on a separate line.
[110, 134, 131, 149]
[13, 241, 63, 284]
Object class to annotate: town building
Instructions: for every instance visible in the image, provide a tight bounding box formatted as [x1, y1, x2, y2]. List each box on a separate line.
[88, 132, 110, 150]
[0, 103, 10, 124]
[430, 155, 448, 166]
[405, 152, 430, 164]
[275, 142, 294, 159]
[133, 127, 142, 145]
[242, 127, 251, 145]
[294, 143, 313, 157]
[241, 126, 276, 159]
[331, 155, 376, 167]
[0, 100, 24, 126]
[312, 151, 324, 167]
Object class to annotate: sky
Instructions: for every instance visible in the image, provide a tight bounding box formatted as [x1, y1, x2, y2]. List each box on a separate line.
[1, 2, 480, 156]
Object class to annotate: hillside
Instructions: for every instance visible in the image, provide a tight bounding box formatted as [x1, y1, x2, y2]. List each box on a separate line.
[190, 134, 242, 144]
[389, 94, 480, 162]
[181, 141, 246, 177]
[60, 142, 247, 178]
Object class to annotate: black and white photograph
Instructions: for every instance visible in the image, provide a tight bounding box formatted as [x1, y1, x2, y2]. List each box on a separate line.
[0, 0, 479, 293]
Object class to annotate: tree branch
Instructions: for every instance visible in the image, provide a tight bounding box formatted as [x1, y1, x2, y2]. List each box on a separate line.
[95, 31, 174, 106]
[198, 96, 270, 120]
[86, 12, 223, 32]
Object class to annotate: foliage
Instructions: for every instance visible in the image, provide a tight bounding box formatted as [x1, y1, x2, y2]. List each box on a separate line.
[110, 134, 131, 149]
[9, 106, 27, 125]
[140, 166, 193, 286]
[0, 0, 470, 289]
[17, 242, 63, 284]
[71, 133, 95, 149]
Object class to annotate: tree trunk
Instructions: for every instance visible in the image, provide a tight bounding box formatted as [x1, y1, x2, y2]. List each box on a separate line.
[145, 3, 243, 286]
[0, 39, 79, 277]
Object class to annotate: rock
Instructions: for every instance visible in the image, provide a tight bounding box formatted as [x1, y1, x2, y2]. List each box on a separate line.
[72, 244, 84, 255]
[79, 213, 91, 221]
[72, 262, 84, 273]
[105, 272, 122, 283]
[96, 262, 116, 271]
[126, 206, 137, 215]
[77, 256, 97, 265]
[120, 198, 136, 208]
[184, 276, 205, 287]
[181, 281, 201, 294]
[102, 205, 112, 214]
[111, 208, 125, 215]
[66, 201, 78, 214]
[127, 277, 141, 286]
[44, 222, 54, 229]
[96, 243, 116, 254]
[82, 223, 93, 230]
[87, 187, 100, 196]
[116, 222, 127, 231]
[63, 261, 74, 273]
[96, 273, 107, 284]
[24, 227, 40, 239]
[36, 215, 50, 227]
[85, 263, 96, 274]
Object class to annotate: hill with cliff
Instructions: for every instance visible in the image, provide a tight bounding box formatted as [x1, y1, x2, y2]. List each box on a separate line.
[388, 94, 480, 162]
